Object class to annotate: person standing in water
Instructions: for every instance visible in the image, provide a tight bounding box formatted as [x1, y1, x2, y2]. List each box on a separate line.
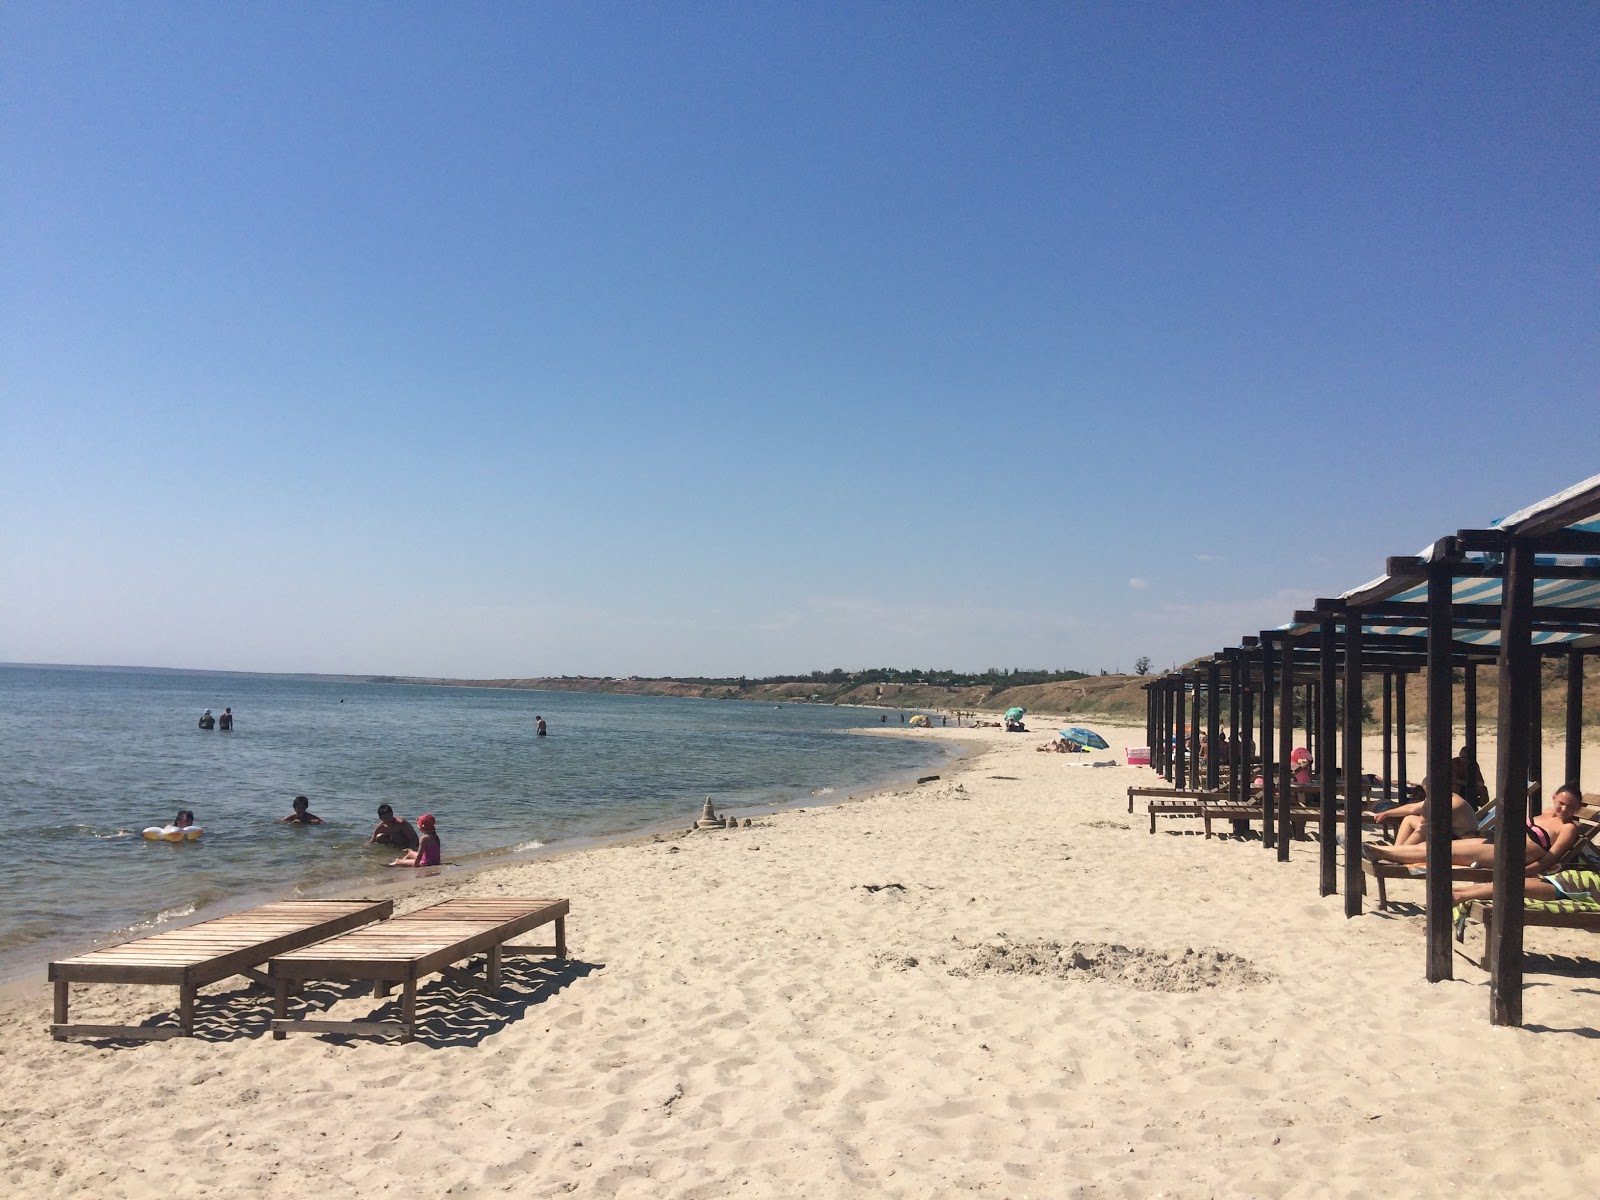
[199, 709, 215, 730]
[535, 715, 547, 737]
[218, 707, 233, 731]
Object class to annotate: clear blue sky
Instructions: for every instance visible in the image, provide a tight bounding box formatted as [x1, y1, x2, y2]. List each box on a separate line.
[3, 4, 1597, 678]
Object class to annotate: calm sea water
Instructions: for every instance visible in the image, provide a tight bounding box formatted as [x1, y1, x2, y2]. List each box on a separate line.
[0, 665, 953, 973]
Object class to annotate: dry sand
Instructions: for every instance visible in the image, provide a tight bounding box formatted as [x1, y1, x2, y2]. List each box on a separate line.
[2, 721, 1597, 1199]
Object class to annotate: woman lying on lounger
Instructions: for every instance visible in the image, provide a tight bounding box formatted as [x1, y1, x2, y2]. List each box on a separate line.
[1452, 867, 1600, 909]
[1365, 784, 1583, 875]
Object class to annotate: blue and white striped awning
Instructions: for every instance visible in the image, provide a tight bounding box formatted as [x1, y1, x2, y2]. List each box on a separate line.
[1362, 573, 1600, 647]
[1262, 473, 1600, 651]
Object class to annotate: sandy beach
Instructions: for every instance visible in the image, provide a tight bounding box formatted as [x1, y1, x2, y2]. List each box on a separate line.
[3, 720, 1597, 1199]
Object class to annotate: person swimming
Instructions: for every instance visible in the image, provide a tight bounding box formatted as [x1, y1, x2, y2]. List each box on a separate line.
[279, 795, 324, 825]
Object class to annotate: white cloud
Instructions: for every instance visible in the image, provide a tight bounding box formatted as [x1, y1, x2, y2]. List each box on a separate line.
[1128, 578, 1149, 590]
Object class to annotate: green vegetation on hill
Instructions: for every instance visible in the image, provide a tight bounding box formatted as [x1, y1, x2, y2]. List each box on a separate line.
[395, 666, 1156, 720]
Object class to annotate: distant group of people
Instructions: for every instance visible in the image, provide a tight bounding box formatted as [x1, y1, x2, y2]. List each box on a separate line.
[198, 707, 233, 731]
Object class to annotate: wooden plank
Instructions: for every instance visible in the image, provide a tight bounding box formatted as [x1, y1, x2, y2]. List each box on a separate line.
[50, 1023, 187, 1042]
[270, 1019, 405, 1039]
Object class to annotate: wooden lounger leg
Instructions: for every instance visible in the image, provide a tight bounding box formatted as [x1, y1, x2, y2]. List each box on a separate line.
[53, 981, 69, 1039]
[401, 979, 417, 1043]
[374, 980, 391, 998]
[487, 945, 502, 993]
[1203, 811, 1213, 839]
[178, 983, 196, 1035]
[555, 916, 567, 959]
[272, 978, 290, 1040]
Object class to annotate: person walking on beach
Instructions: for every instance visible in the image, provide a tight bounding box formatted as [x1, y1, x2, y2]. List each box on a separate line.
[388, 813, 440, 867]
[368, 803, 418, 850]
[279, 795, 324, 825]
[535, 715, 547, 737]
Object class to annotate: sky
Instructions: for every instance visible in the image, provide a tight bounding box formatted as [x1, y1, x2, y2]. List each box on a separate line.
[3, 4, 1597, 679]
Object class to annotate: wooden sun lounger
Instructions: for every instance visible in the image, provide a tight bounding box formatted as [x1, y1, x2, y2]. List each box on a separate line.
[268, 896, 570, 1043]
[48, 898, 393, 1041]
[1363, 801, 1600, 911]
[1453, 899, 1600, 969]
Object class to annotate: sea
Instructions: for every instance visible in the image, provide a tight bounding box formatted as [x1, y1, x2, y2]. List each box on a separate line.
[0, 664, 956, 977]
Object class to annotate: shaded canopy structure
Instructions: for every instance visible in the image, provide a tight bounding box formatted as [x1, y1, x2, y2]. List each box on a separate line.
[1142, 474, 1600, 1026]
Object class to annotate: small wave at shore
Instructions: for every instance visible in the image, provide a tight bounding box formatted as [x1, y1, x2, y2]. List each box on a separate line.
[122, 903, 197, 933]
[513, 839, 546, 852]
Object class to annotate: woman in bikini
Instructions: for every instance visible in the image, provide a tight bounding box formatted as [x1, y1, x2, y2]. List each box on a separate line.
[1365, 783, 1583, 874]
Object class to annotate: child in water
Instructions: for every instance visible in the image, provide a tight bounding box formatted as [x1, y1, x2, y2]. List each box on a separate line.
[388, 813, 440, 867]
[279, 795, 324, 825]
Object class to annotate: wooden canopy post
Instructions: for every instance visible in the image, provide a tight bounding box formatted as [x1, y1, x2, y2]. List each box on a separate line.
[1157, 679, 1170, 779]
[1227, 651, 1242, 799]
[1529, 654, 1544, 815]
[1567, 647, 1584, 789]
[1318, 613, 1339, 896]
[1342, 612, 1365, 915]
[1206, 659, 1222, 791]
[1175, 675, 1188, 790]
[1396, 671, 1409, 803]
[1259, 635, 1277, 849]
[1191, 671, 1204, 790]
[1236, 651, 1253, 809]
[1381, 669, 1393, 801]
[1277, 631, 1297, 862]
[1463, 663, 1478, 770]
[1490, 538, 1537, 1027]
[1424, 550, 1456, 982]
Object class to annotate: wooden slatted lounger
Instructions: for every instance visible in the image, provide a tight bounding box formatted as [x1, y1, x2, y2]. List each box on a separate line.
[1364, 801, 1600, 911]
[1453, 899, 1600, 969]
[48, 898, 393, 1041]
[268, 896, 570, 1043]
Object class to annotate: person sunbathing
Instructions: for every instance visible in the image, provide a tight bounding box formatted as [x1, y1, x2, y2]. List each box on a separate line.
[1373, 777, 1480, 847]
[1365, 783, 1583, 875]
[1453, 867, 1600, 909]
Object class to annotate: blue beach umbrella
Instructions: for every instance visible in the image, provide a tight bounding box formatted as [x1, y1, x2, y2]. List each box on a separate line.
[1062, 727, 1110, 751]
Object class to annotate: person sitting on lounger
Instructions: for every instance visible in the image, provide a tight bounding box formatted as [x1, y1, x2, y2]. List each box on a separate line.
[1366, 783, 1583, 874]
[1373, 777, 1479, 847]
[388, 813, 440, 867]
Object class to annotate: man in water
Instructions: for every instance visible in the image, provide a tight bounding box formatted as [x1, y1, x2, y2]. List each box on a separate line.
[218, 707, 233, 731]
[199, 709, 215, 729]
[535, 715, 547, 736]
[368, 803, 419, 850]
[279, 795, 324, 824]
